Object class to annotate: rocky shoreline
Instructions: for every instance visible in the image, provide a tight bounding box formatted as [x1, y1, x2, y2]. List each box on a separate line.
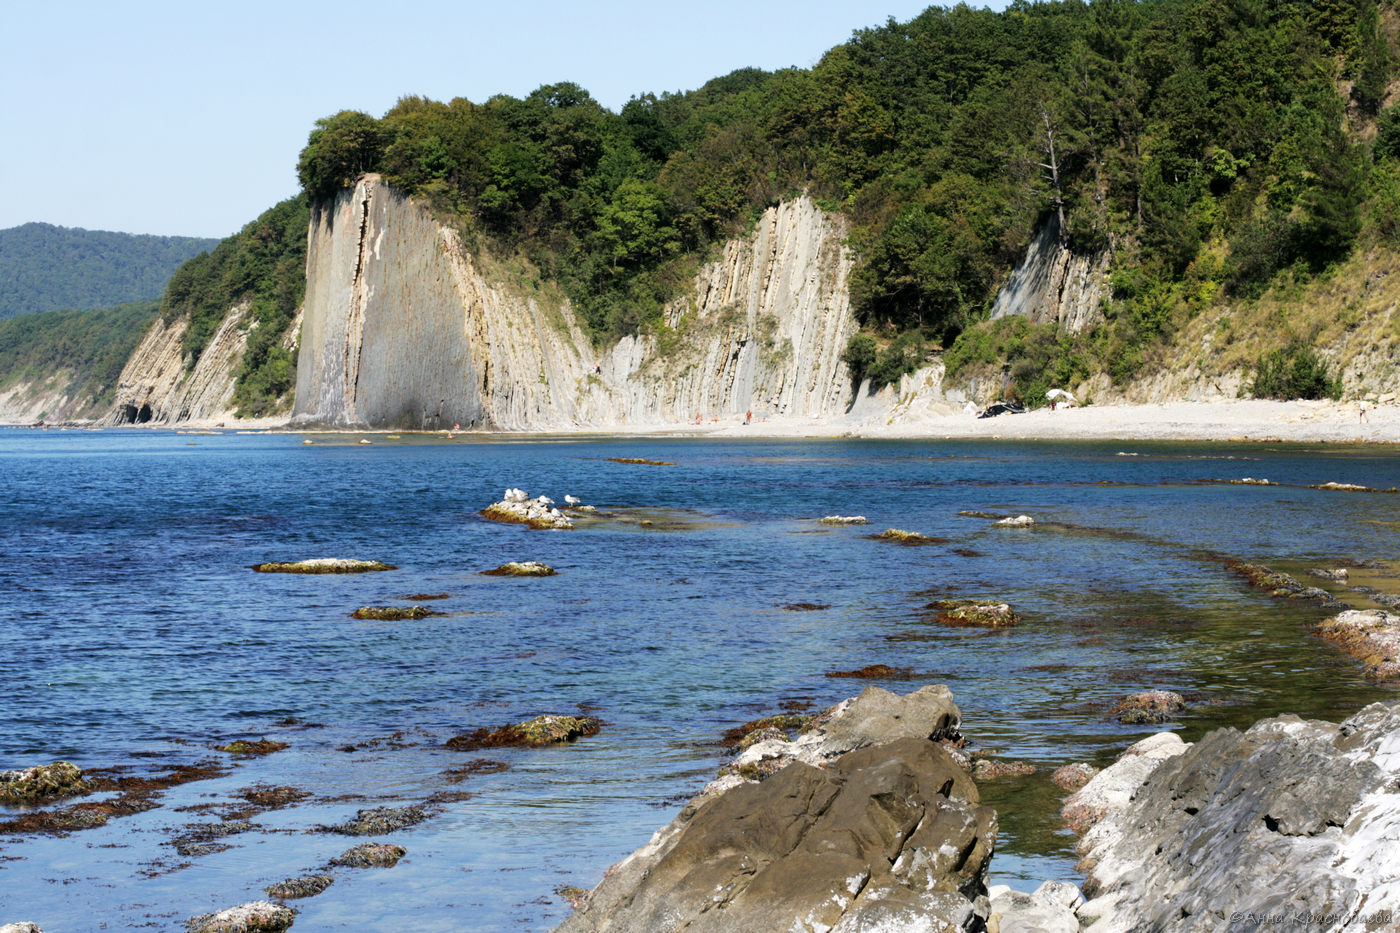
[550, 686, 1400, 933]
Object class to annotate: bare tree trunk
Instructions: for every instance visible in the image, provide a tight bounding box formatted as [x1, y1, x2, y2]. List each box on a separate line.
[1039, 107, 1070, 249]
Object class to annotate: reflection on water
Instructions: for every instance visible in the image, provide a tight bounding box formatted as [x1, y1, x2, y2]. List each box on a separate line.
[1, 430, 1397, 929]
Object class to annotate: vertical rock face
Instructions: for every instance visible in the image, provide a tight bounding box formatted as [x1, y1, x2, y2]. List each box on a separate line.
[988, 219, 1110, 334]
[103, 302, 269, 425]
[293, 177, 858, 430]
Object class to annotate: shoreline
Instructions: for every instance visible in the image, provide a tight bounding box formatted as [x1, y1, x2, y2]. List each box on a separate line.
[6, 399, 1398, 445]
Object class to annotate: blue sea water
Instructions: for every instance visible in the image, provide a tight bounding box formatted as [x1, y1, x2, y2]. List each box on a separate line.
[1, 428, 1397, 931]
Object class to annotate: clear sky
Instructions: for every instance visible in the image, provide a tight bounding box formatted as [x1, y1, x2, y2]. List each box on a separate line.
[3, 1, 1010, 239]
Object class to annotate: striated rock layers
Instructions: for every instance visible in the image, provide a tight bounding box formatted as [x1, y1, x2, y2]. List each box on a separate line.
[988, 217, 1109, 335]
[293, 175, 858, 430]
[103, 303, 301, 425]
[556, 685, 996, 933]
[1075, 701, 1400, 932]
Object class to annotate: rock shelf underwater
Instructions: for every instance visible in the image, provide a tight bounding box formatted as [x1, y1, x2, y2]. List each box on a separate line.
[1, 429, 1397, 931]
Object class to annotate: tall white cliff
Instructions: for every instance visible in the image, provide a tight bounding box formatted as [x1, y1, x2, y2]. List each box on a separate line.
[988, 218, 1110, 334]
[292, 176, 859, 430]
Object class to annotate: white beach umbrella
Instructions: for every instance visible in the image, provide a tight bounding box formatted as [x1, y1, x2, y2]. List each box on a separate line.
[1046, 388, 1076, 402]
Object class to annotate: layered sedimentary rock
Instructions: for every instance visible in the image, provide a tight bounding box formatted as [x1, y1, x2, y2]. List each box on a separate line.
[293, 176, 858, 430]
[557, 685, 994, 933]
[1074, 701, 1400, 932]
[988, 219, 1110, 334]
[103, 304, 300, 425]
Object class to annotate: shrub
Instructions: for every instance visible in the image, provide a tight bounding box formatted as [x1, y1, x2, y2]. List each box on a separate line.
[1249, 344, 1342, 400]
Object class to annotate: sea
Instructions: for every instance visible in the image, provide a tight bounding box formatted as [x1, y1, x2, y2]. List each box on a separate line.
[1, 428, 1397, 931]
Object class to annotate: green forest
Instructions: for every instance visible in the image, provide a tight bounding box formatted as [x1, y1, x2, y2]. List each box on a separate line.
[154, 0, 1400, 416]
[0, 224, 218, 321]
[0, 302, 158, 414]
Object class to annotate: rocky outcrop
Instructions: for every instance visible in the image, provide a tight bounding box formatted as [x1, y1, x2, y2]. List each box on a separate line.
[293, 176, 859, 430]
[988, 218, 1110, 334]
[557, 686, 994, 933]
[557, 737, 994, 933]
[1074, 702, 1400, 932]
[104, 303, 298, 425]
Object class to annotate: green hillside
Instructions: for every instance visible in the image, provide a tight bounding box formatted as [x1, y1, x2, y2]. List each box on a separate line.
[282, 0, 1400, 399]
[0, 302, 158, 415]
[0, 223, 219, 320]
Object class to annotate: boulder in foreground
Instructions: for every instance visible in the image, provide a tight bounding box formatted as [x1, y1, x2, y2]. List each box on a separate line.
[1074, 700, 1400, 932]
[557, 737, 995, 933]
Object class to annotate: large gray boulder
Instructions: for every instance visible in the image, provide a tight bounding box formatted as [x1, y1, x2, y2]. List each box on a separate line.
[1075, 700, 1400, 932]
[557, 734, 995, 933]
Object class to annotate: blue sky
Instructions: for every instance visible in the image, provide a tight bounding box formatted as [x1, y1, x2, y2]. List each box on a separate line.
[3, 1, 1010, 238]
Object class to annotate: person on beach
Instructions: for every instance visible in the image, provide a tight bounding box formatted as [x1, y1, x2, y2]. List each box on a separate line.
[1360, 399, 1369, 423]
[745, 410, 752, 424]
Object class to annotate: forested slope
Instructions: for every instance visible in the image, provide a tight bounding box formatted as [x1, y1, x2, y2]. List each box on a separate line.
[0, 224, 218, 320]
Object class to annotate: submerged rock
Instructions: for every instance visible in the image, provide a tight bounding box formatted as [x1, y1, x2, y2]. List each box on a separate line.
[556, 736, 995, 933]
[1050, 762, 1100, 793]
[0, 761, 87, 803]
[216, 739, 289, 756]
[185, 901, 295, 933]
[604, 457, 674, 466]
[781, 601, 830, 611]
[265, 874, 333, 900]
[824, 663, 912, 679]
[1315, 609, 1400, 679]
[971, 757, 1036, 780]
[481, 489, 573, 530]
[348, 605, 441, 620]
[818, 515, 870, 525]
[481, 561, 556, 577]
[329, 842, 406, 868]
[1074, 701, 1400, 932]
[1107, 690, 1186, 724]
[250, 558, 394, 574]
[445, 715, 602, 751]
[324, 805, 429, 836]
[1228, 560, 1348, 608]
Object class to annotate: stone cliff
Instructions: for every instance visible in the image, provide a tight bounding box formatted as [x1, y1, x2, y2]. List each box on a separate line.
[292, 176, 858, 430]
[988, 218, 1110, 335]
[102, 305, 300, 425]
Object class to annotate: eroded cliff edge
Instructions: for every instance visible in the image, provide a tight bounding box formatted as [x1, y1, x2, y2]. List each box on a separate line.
[292, 175, 859, 430]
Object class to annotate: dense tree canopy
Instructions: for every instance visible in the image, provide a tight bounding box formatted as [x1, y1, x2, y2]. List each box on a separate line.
[0, 225, 218, 321]
[290, 0, 1395, 379]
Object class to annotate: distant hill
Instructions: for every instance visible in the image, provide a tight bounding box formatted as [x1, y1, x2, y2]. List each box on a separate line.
[0, 223, 220, 320]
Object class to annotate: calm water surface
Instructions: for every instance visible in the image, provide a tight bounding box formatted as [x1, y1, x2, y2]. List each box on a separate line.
[2, 429, 1397, 930]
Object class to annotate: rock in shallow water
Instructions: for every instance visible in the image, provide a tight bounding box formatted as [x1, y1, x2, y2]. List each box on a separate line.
[482, 561, 556, 577]
[324, 805, 429, 836]
[0, 761, 87, 803]
[330, 842, 406, 868]
[185, 901, 295, 933]
[250, 558, 394, 574]
[446, 715, 602, 750]
[0, 924, 45, 933]
[481, 489, 573, 530]
[1107, 689, 1186, 724]
[555, 737, 995, 933]
[264, 874, 333, 900]
[1315, 609, 1400, 679]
